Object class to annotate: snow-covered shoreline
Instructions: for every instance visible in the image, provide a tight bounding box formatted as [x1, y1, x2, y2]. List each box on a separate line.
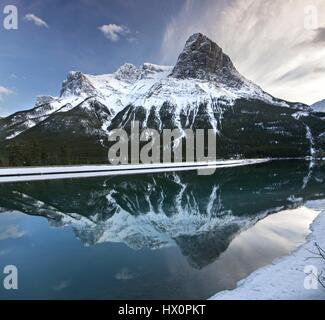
[211, 200, 325, 300]
[0, 159, 268, 183]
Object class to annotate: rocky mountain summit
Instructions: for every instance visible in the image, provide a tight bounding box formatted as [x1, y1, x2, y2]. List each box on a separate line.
[171, 33, 243, 85]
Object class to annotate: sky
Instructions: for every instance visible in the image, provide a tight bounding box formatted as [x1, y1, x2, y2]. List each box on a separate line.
[0, 0, 324, 116]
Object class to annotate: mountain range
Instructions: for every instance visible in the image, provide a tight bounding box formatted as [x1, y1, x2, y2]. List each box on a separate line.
[0, 33, 324, 166]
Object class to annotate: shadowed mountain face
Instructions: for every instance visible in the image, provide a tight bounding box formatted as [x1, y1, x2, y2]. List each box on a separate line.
[0, 160, 324, 269]
[0, 33, 324, 166]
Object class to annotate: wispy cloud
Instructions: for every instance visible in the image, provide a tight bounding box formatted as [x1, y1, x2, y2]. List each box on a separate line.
[0, 86, 13, 101]
[0, 225, 25, 241]
[98, 24, 131, 42]
[25, 13, 49, 28]
[160, 0, 325, 105]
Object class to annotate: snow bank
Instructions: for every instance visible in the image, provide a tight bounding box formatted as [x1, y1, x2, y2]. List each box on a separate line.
[211, 200, 325, 300]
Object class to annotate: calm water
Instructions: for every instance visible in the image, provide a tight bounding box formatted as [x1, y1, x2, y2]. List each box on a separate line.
[0, 160, 324, 300]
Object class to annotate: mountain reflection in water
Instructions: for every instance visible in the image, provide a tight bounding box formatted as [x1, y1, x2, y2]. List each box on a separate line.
[0, 160, 324, 271]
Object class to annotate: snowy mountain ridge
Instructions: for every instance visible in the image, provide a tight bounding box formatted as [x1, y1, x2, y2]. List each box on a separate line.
[56, 34, 294, 114]
[2, 33, 303, 141]
[0, 33, 323, 166]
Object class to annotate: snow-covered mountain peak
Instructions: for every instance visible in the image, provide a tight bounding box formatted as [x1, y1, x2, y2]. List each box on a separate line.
[165, 33, 284, 107]
[114, 63, 141, 83]
[60, 70, 98, 98]
[114, 62, 172, 83]
[141, 63, 171, 75]
[35, 95, 55, 107]
[49, 34, 294, 116]
[1, 33, 315, 145]
[312, 99, 325, 112]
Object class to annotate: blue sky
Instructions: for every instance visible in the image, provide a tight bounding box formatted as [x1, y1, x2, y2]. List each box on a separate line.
[0, 0, 324, 115]
[0, 0, 184, 115]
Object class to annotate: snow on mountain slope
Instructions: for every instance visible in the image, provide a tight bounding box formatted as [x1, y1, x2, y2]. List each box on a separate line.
[312, 99, 325, 112]
[2, 95, 87, 140]
[63, 57, 289, 115]
[2, 34, 305, 141]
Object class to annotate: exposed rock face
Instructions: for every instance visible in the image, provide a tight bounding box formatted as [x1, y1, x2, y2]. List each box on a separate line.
[60, 71, 97, 97]
[171, 33, 244, 87]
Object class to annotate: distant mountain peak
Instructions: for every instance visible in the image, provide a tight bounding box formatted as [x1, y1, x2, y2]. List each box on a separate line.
[171, 33, 242, 86]
[60, 70, 97, 98]
[312, 99, 325, 112]
[114, 63, 171, 83]
[114, 63, 141, 83]
[35, 95, 55, 107]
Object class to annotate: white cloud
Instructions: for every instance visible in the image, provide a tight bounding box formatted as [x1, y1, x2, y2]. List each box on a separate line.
[0, 86, 13, 101]
[0, 86, 13, 116]
[98, 24, 130, 41]
[160, 0, 325, 105]
[0, 225, 25, 241]
[25, 13, 49, 28]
